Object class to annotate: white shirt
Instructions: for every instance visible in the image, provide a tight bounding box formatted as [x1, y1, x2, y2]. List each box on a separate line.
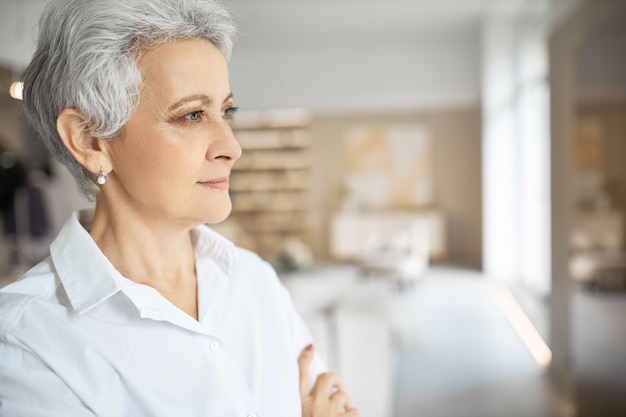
[0, 211, 326, 417]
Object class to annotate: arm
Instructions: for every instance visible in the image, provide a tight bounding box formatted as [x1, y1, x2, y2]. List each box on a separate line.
[269, 264, 358, 415]
[0, 342, 95, 417]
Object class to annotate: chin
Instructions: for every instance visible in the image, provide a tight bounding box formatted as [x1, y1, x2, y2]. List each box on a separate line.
[202, 202, 232, 225]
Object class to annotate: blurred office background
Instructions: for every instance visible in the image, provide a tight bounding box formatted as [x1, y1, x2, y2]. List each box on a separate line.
[1, 0, 625, 416]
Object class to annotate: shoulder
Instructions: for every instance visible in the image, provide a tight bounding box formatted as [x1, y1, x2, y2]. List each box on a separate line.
[233, 245, 274, 272]
[194, 224, 287, 297]
[229, 246, 290, 306]
[0, 258, 58, 336]
[232, 245, 283, 283]
[195, 224, 278, 280]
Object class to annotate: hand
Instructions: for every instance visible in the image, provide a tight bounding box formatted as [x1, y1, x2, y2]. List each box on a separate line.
[298, 344, 360, 417]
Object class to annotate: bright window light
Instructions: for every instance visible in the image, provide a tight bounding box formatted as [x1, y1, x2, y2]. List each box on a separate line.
[490, 282, 553, 367]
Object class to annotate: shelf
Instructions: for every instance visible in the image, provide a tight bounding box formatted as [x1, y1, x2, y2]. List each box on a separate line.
[231, 108, 312, 130]
[235, 148, 311, 170]
[229, 111, 313, 265]
[231, 190, 311, 212]
[230, 170, 310, 191]
[236, 128, 311, 150]
[234, 212, 311, 233]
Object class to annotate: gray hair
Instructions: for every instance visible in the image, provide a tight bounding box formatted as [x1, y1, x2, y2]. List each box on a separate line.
[22, 0, 237, 199]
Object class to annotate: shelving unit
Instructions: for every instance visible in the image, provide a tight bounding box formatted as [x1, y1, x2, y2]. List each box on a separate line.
[227, 109, 313, 266]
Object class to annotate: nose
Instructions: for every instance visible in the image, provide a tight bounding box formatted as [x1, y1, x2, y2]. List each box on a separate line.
[207, 123, 242, 163]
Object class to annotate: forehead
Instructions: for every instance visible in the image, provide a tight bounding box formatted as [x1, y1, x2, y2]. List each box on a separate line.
[137, 38, 229, 100]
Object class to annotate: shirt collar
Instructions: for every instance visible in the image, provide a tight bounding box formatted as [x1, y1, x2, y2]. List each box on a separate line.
[50, 211, 236, 315]
[50, 211, 123, 315]
[191, 224, 236, 276]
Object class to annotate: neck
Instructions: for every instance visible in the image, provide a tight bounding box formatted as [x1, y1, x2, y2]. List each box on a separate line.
[89, 195, 199, 319]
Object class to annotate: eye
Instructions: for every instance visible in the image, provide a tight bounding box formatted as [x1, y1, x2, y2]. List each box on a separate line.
[183, 110, 204, 122]
[221, 106, 239, 121]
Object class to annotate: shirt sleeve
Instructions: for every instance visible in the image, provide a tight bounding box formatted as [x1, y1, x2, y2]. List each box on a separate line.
[0, 341, 95, 417]
[277, 282, 328, 392]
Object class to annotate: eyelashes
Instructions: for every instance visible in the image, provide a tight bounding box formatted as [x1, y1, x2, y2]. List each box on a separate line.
[183, 110, 204, 122]
[180, 106, 238, 124]
[221, 106, 239, 121]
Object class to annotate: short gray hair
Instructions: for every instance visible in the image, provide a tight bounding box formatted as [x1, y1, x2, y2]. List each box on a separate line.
[22, 0, 237, 199]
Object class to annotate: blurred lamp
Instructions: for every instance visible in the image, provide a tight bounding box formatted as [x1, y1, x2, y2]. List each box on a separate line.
[9, 81, 24, 100]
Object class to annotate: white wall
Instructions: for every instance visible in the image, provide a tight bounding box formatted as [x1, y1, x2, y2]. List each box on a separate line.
[230, 31, 481, 111]
[1, 1, 481, 112]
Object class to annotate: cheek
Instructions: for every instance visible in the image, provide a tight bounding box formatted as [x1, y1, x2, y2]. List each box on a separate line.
[114, 134, 195, 178]
[112, 120, 208, 192]
[137, 146, 199, 186]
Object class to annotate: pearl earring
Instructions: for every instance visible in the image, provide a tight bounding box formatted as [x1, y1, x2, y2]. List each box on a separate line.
[95, 168, 109, 185]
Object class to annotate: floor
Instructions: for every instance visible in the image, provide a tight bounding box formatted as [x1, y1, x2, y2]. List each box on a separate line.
[572, 285, 626, 417]
[390, 267, 626, 417]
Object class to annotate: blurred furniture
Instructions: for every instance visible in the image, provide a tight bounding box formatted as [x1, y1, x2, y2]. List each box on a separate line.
[330, 210, 444, 284]
[281, 266, 394, 417]
[569, 210, 626, 288]
[229, 109, 313, 265]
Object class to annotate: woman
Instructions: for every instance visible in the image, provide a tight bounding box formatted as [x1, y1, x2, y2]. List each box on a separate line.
[0, 0, 358, 416]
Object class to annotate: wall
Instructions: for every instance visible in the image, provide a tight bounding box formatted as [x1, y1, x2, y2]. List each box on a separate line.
[0, 0, 48, 68]
[0, 1, 484, 270]
[228, 18, 483, 268]
[548, 0, 626, 407]
[0, 67, 24, 156]
[576, 100, 626, 243]
[575, 7, 626, 101]
[574, 0, 626, 243]
[1, 1, 482, 112]
[309, 105, 482, 269]
[230, 29, 480, 112]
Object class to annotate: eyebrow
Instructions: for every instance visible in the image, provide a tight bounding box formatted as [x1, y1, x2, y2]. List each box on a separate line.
[167, 92, 234, 112]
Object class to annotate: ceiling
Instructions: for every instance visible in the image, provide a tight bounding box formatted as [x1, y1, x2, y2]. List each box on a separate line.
[229, 0, 571, 43]
[231, 0, 488, 42]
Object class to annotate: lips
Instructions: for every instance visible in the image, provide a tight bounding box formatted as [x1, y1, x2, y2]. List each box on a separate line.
[198, 176, 229, 190]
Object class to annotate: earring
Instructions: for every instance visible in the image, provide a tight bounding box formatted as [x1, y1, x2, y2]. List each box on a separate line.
[95, 168, 108, 185]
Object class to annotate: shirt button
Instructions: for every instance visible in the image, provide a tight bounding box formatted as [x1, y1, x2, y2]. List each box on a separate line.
[210, 341, 221, 351]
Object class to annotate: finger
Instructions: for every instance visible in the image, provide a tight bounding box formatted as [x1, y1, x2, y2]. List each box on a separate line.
[298, 344, 314, 397]
[311, 372, 342, 398]
[345, 408, 361, 417]
[329, 389, 350, 411]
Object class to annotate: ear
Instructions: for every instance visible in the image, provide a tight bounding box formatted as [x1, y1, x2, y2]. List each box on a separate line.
[56, 109, 112, 174]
